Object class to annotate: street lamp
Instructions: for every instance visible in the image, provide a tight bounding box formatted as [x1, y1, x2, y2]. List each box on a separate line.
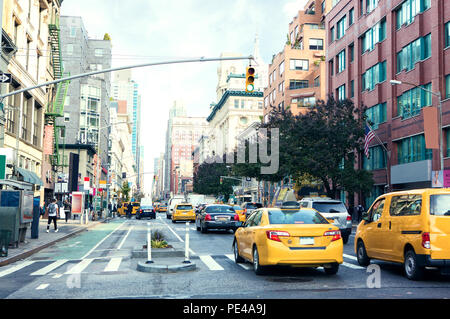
[390, 79, 444, 171]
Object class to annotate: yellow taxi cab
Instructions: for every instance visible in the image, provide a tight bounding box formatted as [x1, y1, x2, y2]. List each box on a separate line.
[118, 202, 129, 216]
[233, 207, 343, 275]
[232, 205, 246, 222]
[131, 202, 140, 215]
[355, 188, 450, 280]
[172, 203, 195, 223]
[158, 204, 167, 212]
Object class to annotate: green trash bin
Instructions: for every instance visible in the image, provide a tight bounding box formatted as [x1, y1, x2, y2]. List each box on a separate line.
[0, 230, 12, 257]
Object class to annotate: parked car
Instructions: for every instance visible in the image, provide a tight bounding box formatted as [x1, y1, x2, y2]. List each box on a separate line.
[136, 205, 156, 219]
[298, 197, 352, 244]
[355, 188, 450, 280]
[172, 203, 196, 223]
[233, 207, 343, 275]
[196, 204, 241, 233]
[241, 202, 263, 218]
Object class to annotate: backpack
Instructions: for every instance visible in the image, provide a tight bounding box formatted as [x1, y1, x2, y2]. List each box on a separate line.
[48, 203, 57, 215]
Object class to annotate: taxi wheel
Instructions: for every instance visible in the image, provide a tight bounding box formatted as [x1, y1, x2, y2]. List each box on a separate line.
[357, 241, 371, 267]
[404, 249, 424, 281]
[233, 240, 245, 263]
[172, 219, 176, 223]
[324, 263, 339, 275]
[252, 246, 267, 275]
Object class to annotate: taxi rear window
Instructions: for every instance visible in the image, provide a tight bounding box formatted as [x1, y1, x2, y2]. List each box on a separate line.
[245, 203, 262, 209]
[177, 205, 193, 210]
[132, 203, 140, 206]
[268, 209, 329, 224]
[430, 195, 450, 216]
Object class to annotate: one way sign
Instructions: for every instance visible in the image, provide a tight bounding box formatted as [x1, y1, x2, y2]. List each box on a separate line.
[0, 73, 12, 84]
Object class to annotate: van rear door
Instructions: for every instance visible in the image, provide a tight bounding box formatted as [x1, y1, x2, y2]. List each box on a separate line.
[429, 194, 450, 260]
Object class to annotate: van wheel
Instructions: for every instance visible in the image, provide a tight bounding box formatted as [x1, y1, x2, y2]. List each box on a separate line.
[404, 249, 424, 280]
[357, 241, 370, 267]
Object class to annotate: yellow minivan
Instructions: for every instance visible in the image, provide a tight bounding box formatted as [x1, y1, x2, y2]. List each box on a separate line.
[355, 188, 450, 280]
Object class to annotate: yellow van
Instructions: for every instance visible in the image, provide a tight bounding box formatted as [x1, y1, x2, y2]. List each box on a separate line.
[355, 188, 450, 280]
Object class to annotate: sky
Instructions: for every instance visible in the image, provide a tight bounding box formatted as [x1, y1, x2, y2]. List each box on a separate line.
[60, 0, 309, 194]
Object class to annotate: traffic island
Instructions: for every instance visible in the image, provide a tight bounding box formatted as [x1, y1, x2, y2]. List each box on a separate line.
[136, 260, 197, 273]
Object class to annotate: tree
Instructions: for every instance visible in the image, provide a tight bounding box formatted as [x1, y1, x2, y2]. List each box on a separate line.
[121, 181, 131, 202]
[103, 33, 111, 41]
[193, 161, 239, 201]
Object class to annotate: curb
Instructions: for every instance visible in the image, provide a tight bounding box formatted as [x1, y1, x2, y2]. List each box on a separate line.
[136, 260, 197, 273]
[0, 220, 104, 267]
[132, 247, 185, 258]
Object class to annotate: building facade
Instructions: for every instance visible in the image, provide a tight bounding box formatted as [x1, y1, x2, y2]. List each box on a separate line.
[326, 0, 450, 206]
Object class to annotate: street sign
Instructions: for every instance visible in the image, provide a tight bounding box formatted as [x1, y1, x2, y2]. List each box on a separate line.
[0, 73, 12, 84]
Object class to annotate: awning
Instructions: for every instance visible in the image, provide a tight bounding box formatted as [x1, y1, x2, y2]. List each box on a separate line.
[16, 167, 44, 186]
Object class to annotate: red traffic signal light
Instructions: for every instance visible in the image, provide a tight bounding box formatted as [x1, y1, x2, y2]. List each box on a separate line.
[245, 67, 255, 92]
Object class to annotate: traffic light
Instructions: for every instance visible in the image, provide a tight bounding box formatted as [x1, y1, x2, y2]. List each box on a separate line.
[245, 66, 255, 92]
[220, 177, 223, 185]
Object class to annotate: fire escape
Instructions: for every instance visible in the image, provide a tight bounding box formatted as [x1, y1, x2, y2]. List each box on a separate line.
[45, 15, 70, 171]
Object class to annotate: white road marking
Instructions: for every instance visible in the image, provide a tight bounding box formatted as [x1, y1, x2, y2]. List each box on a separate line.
[103, 257, 122, 272]
[157, 216, 197, 255]
[65, 259, 94, 274]
[199, 255, 224, 271]
[0, 261, 35, 278]
[342, 262, 365, 270]
[117, 226, 134, 250]
[36, 284, 49, 290]
[52, 274, 63, 279]
[344, 254, 358, 261]
[31, 259, 68, 276]
[225, 254, 252, 270]
[81, 221, 127, 259]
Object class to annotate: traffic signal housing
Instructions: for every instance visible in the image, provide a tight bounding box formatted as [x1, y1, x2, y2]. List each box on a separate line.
[220, 177, 223, 185]
[245, 66, 255, 93]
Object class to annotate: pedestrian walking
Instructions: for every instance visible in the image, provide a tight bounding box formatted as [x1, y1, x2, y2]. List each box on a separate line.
[126, 202, 133, 219]
[46, 198, 59, 233]
[64, 199, 72, 223]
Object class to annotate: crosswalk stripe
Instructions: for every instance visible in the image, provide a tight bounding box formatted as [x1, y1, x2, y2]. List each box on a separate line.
[199, 255, 224, 271]
[344, 254, 358, 261]
[225, 254, 252, 270]
[103, 257, 122, 272]
[65, 259, 94, 274]
[31, 259, 68, 276]
[342, 262, 365, 270]
[36, 284, 49, 290]
[0, 261, 35, 278]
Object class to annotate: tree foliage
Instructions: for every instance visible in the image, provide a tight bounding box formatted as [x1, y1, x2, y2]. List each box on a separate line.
[193, 161, 239, 200]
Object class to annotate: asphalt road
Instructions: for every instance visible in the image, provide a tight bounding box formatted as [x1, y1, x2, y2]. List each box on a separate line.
[1, 212, 450, 300]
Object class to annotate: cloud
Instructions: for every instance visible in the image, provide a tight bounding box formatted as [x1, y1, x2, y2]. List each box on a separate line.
[283, 0, 309, 19]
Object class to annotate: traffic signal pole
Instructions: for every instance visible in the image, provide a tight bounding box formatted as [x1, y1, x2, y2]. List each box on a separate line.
[0, 56, 255, 100]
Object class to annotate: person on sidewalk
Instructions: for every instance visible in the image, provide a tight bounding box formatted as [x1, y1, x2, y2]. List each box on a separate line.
[64, 199, 72, 223]
[46, 198, 59, 233]
[126, 202, 133, 219]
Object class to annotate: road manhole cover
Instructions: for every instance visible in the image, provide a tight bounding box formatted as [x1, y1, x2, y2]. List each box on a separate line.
[266, 277, 313, 283]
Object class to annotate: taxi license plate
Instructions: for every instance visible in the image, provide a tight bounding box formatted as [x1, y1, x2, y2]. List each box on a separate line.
[217, 217, 228, 221]
[300, 237, 314, 245]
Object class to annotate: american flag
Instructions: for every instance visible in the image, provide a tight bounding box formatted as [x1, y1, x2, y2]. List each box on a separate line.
[364, 123, 375, 158]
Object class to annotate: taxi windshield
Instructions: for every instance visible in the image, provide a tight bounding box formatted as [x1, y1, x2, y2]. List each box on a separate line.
[430, 195, 450, 216]
[177, 205, 193, 210]
[268, 209, 329, 225]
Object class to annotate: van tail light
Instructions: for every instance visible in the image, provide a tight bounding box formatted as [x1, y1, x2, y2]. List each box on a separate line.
[205, 214, 212, 221]
[233, 214, 239, 221]
[422, 232, 431, 249]
[324, 230, 341, 241]
[266, 230, 290, 242]
[346, 215, 352, 221]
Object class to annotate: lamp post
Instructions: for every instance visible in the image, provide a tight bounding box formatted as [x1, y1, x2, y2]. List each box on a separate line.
[390, 80, 444, 171]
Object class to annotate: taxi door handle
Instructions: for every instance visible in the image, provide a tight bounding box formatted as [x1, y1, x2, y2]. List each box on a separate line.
[377, 223, 382, 228]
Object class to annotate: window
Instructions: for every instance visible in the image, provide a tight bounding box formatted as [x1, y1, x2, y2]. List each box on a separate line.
[349, 8, 354, 25]
[314, 76, 320, 87]
[234, 99, 239, 109]
[95, 48, 103, 57]
[350, 80, 354, 98]
[349, 43, 354, 62]
[447, 129, 450, 157]
[330, 60, 334, 76]
[397, 134, 432, 164]
[360, 0, 364, 16]
[446, 75, 450, 99]
[337, 84, 346, 100]
[396, 0, 431, 30]
[361, 18, 386, 53]
[60, 127, 66, 139]
[397, 83, 432, 118]
[306, 23, 320, 29]
[336, 16, 347, 39]
[361, 61, 386, 91]
[390, 195, 422, 216]
[337, 50, 346, 73]
[364, 145, 386, 170]
[293, 96, 316, 107]
[66, 44, 74, 55]
[278, 81, 284, 92]
[330, 26, 335, 42]
[64, 112, 70, 122]
[365, 102, 387, 129]
[368, 198, 385, 222]
[322, 1, 326, 13]
[70, 26, 77, 37]
[446, 22, 450, 48]
[396, 34, 431, 73]
[241, 100, 245, 109]
[309, 38, 324, 50]
[366, 0, 379, 14]
[290, 59, 309, 71]
[279, 61, 285, 76]
[289, 80, 309, 90]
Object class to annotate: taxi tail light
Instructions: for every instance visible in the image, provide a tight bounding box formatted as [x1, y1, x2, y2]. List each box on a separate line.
[205, 214, 212, 221]
[346, 215, 352, 221]
[266, 230, 290, 242]
[422, 232, 431, 249]
[324, 230, 341, 241]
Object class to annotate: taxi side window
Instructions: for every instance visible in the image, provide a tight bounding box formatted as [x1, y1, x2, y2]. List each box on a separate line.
[390, 195, 422, 216]
[245, 213, 257, 227]
[369, 198, 385, 222]
[301, 202, 308, 208]
[252, 211, 263, 226]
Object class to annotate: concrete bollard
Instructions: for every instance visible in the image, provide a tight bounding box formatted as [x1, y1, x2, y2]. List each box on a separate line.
[146, 222, 153, 264]
[183, 221, 191, 264]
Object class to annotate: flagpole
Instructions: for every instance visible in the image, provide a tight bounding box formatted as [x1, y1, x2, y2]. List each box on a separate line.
[365, 120, 391, 192]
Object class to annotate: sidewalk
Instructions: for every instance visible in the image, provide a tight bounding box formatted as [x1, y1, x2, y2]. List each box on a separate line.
[0, 216, 109, 267]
